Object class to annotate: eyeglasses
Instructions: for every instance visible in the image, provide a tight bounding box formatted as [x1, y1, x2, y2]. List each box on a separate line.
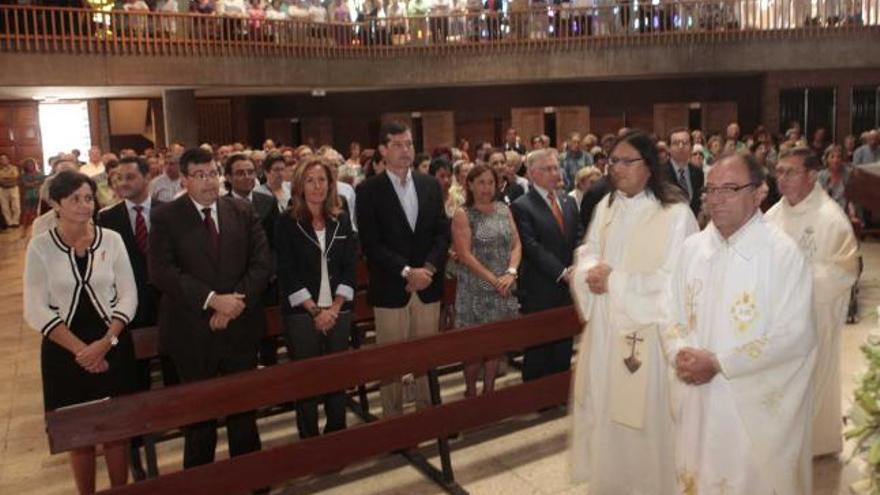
[608, 156, 644, 167]
[670, 140, 691, 147]
[701, 183, 758, 198]
[188, 170, 220, 181]
[774, 168, 805, 180]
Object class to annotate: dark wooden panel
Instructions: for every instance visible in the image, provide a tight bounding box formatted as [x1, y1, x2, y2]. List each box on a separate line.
[14, 125, 40, 145]
[13, 104, 39, 126]
[0, 106, 12, 127]
[196, 98, 233, 145]
[0, 126, 12, 146]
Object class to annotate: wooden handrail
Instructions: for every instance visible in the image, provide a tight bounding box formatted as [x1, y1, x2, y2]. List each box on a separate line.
[0, 0, 877, 58]
[46, 305, 578, 454]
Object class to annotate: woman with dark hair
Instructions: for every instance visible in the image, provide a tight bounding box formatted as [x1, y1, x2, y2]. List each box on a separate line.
[450, 164, 521, 397]
[24, 170, 138, 494]
[362, 151, 386, 178]
[569, 129, 698, 493]
[413, 152, 431, 174]
[428, 156, 453, 202]
[275, 157, 356, 438]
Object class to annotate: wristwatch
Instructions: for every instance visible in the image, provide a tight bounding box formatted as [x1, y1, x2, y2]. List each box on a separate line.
[506, 267, 518, 278]
[401, 265, 412, 279]
[105, 332, 118, 347]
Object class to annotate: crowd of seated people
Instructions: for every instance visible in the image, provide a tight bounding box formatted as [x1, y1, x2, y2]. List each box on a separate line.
[19, 119, 879, 493]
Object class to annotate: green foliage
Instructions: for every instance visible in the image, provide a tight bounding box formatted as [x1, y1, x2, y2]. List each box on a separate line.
[847, 335, 880, 494]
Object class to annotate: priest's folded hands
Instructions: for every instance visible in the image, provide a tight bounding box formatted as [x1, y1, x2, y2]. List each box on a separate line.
[585, 263, 612, 294]
[674, 347, 721, 385]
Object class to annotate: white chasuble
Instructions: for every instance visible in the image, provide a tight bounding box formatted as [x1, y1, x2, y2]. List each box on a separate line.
[569, 191, 698, 494]
[662, 213, 816, 495]
[766, 183, 859, 456]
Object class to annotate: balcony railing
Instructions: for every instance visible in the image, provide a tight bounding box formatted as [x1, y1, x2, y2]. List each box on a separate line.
[0, 0, 877, 58]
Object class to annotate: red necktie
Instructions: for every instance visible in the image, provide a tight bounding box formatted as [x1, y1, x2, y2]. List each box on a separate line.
[202, 207, 220, 258]
[133, 205, 149, 256]
[548, 191, 565, 232]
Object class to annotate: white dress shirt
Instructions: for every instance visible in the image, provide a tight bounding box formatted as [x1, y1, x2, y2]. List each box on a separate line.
[388, 168, 418, 231]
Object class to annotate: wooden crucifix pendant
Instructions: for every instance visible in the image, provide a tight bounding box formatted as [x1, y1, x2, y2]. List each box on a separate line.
[623, 331, 644, 374]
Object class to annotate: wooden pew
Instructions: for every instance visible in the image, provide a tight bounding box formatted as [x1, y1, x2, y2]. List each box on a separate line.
[46, 306, 580, 494]
[846, 165, 880, 237]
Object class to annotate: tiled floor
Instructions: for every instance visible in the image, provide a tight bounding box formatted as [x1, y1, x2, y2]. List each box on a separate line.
[0, 227, 877, 494]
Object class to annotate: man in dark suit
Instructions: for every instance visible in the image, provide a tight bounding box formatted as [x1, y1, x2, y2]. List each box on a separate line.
[225, 154, 280, 366]
[579, 175, 611, 233]
[97, 156, 166, 480]
[356, 121, 450, 418]
[150, 147, 271, 470]
[511, 148, 583, 382]
[666, 127, 705, 216]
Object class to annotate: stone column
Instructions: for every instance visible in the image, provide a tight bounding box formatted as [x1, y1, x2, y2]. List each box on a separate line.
[162, 89, 198, 148]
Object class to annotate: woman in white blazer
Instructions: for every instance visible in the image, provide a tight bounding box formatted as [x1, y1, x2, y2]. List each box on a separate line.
[24, 170, 138, 494]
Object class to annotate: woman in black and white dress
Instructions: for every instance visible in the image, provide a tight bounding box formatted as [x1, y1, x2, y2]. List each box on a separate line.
[24, 170, 138, 494]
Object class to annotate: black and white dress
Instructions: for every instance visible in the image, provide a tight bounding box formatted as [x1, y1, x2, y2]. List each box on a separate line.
[24, 226, 139, 411]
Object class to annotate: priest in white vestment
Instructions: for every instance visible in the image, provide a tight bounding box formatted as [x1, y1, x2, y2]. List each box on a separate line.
[765, 147, 859, 456]
[663, 153, 817, 495]
[569, 130, 698, 494]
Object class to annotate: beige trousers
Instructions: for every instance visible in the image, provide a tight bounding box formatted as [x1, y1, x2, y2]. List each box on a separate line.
[0, 187, 20, 226]
[373, 293, 441, 417]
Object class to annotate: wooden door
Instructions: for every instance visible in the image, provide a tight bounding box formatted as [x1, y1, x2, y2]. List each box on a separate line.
[511, 107, 545, 149]
[653, 103, 690, 141]
[197, 99, 234, 146]
[0, 102, 42, 166]
[421, 111, 455, 154]
[555, 106, 590, 149]
[301, 117, 333, 149]
[701, 102, 738, 136]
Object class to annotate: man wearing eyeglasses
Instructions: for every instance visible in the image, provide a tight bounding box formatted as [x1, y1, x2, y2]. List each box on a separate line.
[765, 147, 859, 458]
[666, 127, 705, 216]
[226, 154, 280, 367]
[150, 147, 271, 474]
[662, 152, 816, 495]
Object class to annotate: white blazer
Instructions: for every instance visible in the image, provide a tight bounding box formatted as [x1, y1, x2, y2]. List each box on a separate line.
[24, 226, 138, 337]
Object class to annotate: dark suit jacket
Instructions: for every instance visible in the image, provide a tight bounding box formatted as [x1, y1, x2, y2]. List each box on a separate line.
[666, 162, 705, 216]
[149, 195, 271, 379]
[97, 199, 165, 329]
[511, 187, 583, 314]
[497, 181, 525, 206]
[275, 212, 356, 315]
[356, 171, 450, 308]
[229, 190, 278, 250]
[579, 175, 610, 233]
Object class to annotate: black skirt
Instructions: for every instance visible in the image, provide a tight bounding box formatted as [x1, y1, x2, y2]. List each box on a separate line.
[41, 255, 137, 412]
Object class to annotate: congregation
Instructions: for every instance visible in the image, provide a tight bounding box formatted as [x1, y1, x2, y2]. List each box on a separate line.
[9, 0, 877, 48]
[16, 118, 876, 494]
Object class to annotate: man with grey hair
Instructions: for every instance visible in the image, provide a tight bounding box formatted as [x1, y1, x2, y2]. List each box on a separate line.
[663, 152, 816, 494]
[511, 148, 582, 382]
[853, 129, 880, 165]
[560, 132, 593, 192]
[766, 147, 859, 457]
